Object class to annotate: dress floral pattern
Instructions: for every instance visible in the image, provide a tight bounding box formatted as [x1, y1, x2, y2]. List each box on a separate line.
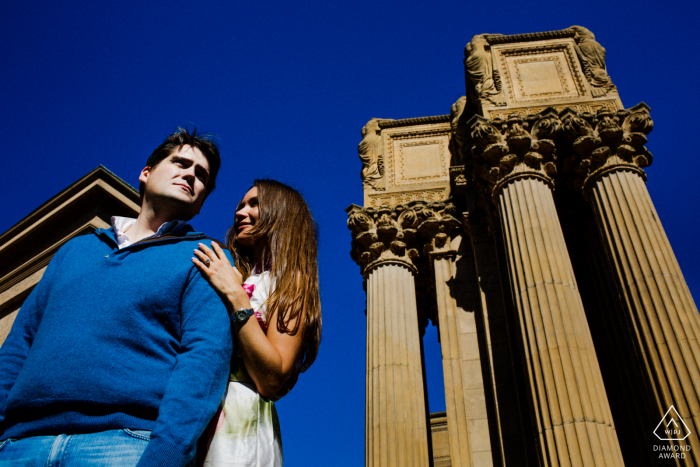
[201, 271, 284, 467]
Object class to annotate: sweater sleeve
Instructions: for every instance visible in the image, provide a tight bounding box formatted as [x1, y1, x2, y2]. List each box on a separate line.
[136, 250, 233, 467]
[0, 242, 68, 435]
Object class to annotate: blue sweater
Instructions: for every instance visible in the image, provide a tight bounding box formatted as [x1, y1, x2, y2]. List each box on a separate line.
[0, 227, 233, 467]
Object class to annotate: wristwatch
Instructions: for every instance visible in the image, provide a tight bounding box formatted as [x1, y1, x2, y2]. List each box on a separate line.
[231, 307, 254, 324]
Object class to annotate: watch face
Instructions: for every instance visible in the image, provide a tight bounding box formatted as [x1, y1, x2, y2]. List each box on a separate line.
[235, 309, 248, 321]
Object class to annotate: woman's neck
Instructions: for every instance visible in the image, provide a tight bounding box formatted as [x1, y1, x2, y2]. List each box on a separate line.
[252, 258, 272, 274]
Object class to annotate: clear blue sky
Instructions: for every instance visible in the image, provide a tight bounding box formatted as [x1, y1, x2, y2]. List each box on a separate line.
[2, 1, 699, 465]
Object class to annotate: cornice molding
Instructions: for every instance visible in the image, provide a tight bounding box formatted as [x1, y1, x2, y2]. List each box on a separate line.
[484, 28, 575, 46]
[0, 165, 140, 287]
[378, 115, 451, 129]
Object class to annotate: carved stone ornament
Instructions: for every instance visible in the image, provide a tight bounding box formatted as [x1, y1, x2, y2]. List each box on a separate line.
[417, 201, 461, 258]
[468, 108, 561, 203]
[450, 95, 468, 163]
[449, 96, 469, 195]
[347, 201, 461, 277]
[359, 118, 393, 190]
[561, 103, 653, 194]
[569, 26, 617, 97]
[464, 34, 506, 106]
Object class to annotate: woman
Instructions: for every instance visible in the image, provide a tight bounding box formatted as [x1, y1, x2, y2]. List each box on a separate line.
[191, 179, 321, 467]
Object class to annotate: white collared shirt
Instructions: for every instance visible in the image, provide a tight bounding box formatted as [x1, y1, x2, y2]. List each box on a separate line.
[110, 216, 188, 249]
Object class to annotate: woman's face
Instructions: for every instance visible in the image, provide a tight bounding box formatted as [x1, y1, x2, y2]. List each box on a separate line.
[235, 187, 259, 248]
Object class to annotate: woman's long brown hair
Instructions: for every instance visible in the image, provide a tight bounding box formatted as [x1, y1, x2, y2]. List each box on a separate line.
[226, 179, 321, 372]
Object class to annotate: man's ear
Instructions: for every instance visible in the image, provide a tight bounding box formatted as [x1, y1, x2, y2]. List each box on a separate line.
[138, 166, 151, 184]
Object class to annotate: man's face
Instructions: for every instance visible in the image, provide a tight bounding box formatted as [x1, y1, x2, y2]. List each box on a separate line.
[139, 145, 210, 220]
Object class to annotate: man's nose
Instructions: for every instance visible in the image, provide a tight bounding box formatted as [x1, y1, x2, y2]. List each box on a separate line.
[182, 168, 196, 184]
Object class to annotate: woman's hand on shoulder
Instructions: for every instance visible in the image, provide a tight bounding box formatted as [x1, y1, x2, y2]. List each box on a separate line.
[192, 242, 250, 309]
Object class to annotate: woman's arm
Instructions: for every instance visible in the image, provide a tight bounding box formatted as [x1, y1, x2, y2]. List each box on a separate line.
[193, 242, 303, 397]
[236, 305, 303, 397]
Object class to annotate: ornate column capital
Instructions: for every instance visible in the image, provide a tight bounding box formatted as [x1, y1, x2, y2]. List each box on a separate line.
[467, 108, 561, 205]
[346, 201, 462, 277]
[347, 203, 420, 277]
[417, 201, 461, 260]
[560, 103, 653, 195]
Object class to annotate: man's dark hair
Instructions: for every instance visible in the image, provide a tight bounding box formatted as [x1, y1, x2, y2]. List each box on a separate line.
[139, 127, 221, 201]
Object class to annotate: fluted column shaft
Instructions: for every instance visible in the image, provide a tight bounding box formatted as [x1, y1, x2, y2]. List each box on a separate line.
[466, 110, 625, 466]
[588, 166, 700, 463]
[433, 251, 471, 467]
[432, 248, 494, 466]
[366, 261, 430, 467]
[497, 175, 623, 467]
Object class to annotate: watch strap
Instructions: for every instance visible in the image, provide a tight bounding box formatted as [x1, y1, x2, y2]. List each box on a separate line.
[231, 307, 254, 323]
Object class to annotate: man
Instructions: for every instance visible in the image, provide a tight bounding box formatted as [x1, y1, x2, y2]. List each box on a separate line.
[0, 128, 233, 466]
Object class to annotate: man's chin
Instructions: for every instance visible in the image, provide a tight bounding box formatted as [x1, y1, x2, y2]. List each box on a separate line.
[148, 194, 203, 221]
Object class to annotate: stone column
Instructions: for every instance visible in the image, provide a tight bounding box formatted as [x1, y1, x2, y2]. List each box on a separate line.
[467, 110, 625, 466]
[347, 204, 430, 467]
[419, 204, 494, 466]
[564, 105, 700, 463]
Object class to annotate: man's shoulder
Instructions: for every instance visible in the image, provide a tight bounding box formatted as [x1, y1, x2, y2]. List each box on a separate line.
[58, 231, 108, 252]
[138, 233, 231, 267]
[159, 232, 227, 251]
[201, 237, 227, 251]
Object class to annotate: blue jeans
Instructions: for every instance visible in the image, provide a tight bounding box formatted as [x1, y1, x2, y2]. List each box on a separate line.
[0, 429, 151, 466]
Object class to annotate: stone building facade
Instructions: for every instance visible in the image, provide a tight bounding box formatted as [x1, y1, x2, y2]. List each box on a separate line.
[348, 27, 700, 466]
[0, 167, 140, 345]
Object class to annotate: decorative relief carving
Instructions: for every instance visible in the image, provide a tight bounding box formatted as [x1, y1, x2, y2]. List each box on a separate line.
[396, 139, 447, 184]
[367, 188, 448, 208]
[419, 201, 461, 258]
[449, 96, 468, 163]
[465, 108, 561, 219]
[449, 165, 467, 194]
[497, 44, 587, 104]
[385, 128, 451, 188]
[570, 26, 617, 97]
[464, 34, 506, 106]
[359, 118, 392, 190]
[471, 109, 560, 188]
[347, 201, 461, 277]
[510, 55, 575, 99]
[561, 103, 653, 193]
[487, 100, 619, 120]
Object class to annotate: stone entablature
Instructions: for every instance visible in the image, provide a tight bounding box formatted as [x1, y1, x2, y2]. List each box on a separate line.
[464, 26, 623, 119]
[359, 116, 453, 208]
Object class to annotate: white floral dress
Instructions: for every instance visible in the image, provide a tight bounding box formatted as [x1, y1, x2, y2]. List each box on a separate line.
[200, 271, 292, 467]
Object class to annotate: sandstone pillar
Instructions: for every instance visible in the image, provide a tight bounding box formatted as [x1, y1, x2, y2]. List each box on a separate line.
[564, 105, 700, 463]
[468, 110, 624, 466]
[348, 204, 430, 467]
[421, 207, 494, 466]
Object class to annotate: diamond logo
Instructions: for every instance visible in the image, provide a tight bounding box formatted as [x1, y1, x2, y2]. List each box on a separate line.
[654, 406, 691, 441]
